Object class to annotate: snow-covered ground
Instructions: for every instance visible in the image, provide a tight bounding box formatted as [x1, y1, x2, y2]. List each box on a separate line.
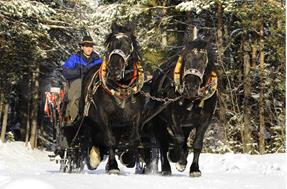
[0, 141, 285, 189]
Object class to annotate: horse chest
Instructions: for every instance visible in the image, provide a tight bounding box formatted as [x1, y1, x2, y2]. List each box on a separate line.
[168, 102, 204, 126]
[102, 100, 138, 118]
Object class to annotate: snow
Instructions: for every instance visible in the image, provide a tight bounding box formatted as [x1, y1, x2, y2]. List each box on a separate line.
[0, 141, 286, 189]
[0, 0, 56, 19]
[175, 1, 237, 13]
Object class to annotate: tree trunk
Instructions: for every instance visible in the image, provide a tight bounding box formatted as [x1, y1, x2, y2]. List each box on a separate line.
[218, 93, 228, 147]
[277, 17, 286, 143]
[0, 93, 3, 122]
[215, 1, 228, 147]
[251, 41, 257, 67]
[242, 33, 252, 153]
[216, 1, 224, 65]
[1, 103, 9, 143]
[258, 20, 265, 154]
[161, 0, 168, 48]
[25, 101, 30, 146]
[251, 0, 259, 68]
[29, 66, 40, 149]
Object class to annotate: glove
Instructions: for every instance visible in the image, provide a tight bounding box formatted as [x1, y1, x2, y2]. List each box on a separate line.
[81, 66, 89, 74]
[83, 64, 99, 74]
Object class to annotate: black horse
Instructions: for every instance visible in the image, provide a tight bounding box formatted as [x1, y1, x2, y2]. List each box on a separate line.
[146, 39, 217, 176]
[80, 22, 145, 174]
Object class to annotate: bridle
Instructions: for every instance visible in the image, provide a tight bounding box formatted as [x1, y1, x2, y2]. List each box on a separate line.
[174, 48, 208, 94]
[183, 48, 208, 83]
[107, 33, 134, 66]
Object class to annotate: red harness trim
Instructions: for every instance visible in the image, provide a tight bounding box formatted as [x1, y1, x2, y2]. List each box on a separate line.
[99, 61, 139, 99]
[115, 63, 138, 88]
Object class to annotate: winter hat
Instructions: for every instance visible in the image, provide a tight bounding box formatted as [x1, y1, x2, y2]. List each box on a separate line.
[79, 36, 95, 46]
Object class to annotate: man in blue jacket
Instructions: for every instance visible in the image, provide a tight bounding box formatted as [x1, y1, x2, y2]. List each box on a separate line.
[62, 35, 102, 80]
[62, 35, 102, 126]
[58, 36, 102, 170]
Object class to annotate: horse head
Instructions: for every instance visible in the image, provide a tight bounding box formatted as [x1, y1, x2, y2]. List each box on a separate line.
[105, 22, 139, 81]
[174, 39, 210, 100]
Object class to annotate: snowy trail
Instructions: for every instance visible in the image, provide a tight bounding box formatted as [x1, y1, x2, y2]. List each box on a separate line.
[0, 142, 285, 189]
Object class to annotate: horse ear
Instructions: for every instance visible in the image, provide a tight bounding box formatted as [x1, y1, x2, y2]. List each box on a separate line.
[111, 21, 119, 33]
[124, 21, 135, 34]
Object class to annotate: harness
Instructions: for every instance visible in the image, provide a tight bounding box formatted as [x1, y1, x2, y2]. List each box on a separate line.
[99, 57, 144, 99]
[83, 70, 101, 117]
[198, 71, 217, 107]
[83, 56, 144, 116]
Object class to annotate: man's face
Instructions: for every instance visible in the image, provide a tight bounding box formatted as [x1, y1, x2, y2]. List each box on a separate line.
[81, 44, 93, 57]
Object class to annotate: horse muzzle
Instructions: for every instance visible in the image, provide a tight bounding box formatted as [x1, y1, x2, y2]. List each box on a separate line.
[108, 71, 123, 81]
[182, 88, 199, 100]
[182, 75, 201, 99]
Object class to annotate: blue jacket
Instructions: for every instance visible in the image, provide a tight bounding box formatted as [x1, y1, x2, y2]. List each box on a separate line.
[62, 51, 102, 80]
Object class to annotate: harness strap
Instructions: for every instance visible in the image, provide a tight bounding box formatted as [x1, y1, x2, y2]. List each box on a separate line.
[183, 68, 203, 81]
[115, 63, 138, 88]
[174, 55, 183, 93]
[198, 71, 218, 107]
[84, 70, 101, 116]
[99, 57, 144, 99]
[109, 49, 131, 64]
[141, 100, 174, 129]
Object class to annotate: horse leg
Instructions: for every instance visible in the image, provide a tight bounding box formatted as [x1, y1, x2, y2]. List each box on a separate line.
[154, 121, 171, 176]
[175, 143, 188, 172]
[120, 114, 141, 168]
[83, 121, 102, 170]
[175, 127, 192, 172]
[105, 147, 120, 174]
[190, 120, 210, 177]
[89, 105, 120, 174]
[160, 139, 171, 176]
[142, 130, 159, 174]
[102, 122, 120, 174]
[168, 113, 184, 162]
[88, 115, 118, 173]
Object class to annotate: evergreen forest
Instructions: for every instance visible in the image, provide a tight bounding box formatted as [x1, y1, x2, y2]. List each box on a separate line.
[0, 0, 285, 154]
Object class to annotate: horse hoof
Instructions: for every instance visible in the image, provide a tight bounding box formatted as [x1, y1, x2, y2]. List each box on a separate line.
[108, 169, 120, 175]
[88, 147, 101, 170]
[176, 162, 186, 172]
[120, 151, 135, 168]
[161, 170, 171, 176]
[189, 171, 202, 177]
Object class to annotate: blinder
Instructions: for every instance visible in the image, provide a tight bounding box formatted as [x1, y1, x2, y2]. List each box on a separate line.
[183, 68, 204, 82]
